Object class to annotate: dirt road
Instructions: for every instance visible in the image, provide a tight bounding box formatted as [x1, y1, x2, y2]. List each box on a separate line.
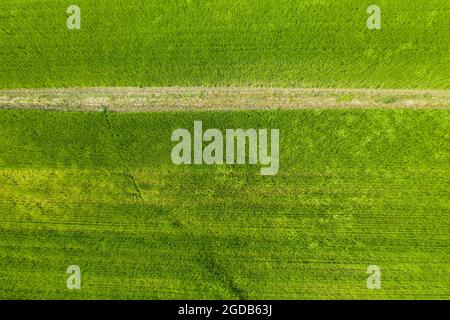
[1, 87, 449, 112]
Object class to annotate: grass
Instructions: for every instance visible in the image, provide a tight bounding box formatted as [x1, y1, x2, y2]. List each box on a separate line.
[0, 0, 448, 301]
[0, 108, 448, 299]
[0, 0, 449, 89]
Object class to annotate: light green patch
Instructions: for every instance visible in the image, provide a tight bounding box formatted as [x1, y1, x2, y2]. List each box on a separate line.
[0, 109, 448, 299]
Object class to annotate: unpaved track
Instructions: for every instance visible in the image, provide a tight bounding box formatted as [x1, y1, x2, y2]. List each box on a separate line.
[0, 87, 449, 112]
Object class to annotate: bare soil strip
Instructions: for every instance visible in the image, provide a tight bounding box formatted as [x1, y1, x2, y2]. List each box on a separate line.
[0, 87, 449, 112]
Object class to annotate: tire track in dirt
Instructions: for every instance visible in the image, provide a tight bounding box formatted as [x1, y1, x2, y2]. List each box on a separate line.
[1, 87, 449, 112]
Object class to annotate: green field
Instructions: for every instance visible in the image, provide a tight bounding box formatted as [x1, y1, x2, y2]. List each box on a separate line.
[0, 0, 449, 300]
[0, 109, 448, 299]
[0, 0, 448, 89]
